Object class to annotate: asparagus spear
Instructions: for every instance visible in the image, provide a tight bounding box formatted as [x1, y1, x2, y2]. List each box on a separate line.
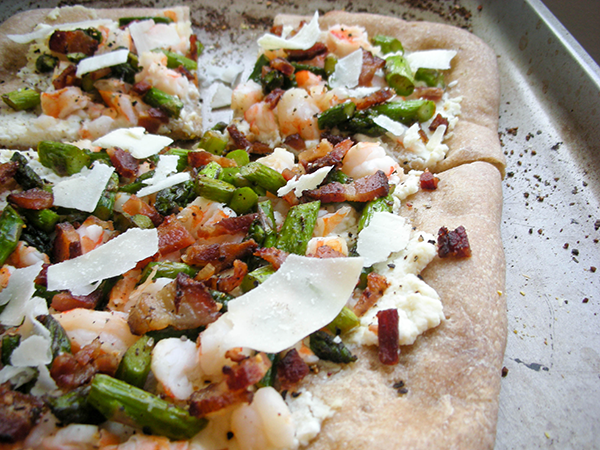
[143, 88, 183, 119]
[48, 385, 104, 425]
[37, 141, 90, 176]
[154, 49, 197, 71]
[37, 315, 71, 360]
[317, 101, 356, 130]
[195, 175, 236, 203]
[226, 149, 250, 167]
[249, 54, 270, 83]
[197, 130, 228, 156]
[35, 54, 58, 73]
[10, 152, 44, 190]
[2, 88, 40, 111]
[256, 200, 277, 248]
[1, 334, 21, 366]
[241, 264, 276, 292]
[275, 201, 320, 255]
[0, 205, 25, 266]
[239, 162, 287, 195]
[115, 335, 154, 389]
[229, 187, 258, 215]
[326, 307, 360, 334]
[371, 99, 436, 124]
[88, 374, 207, 440]
[415, 67, 445, 88]
[384, 55, 415, 96]
[371, 35, 404, 54]
[140, 261, 198, 283]
[309, 330, 357, 363]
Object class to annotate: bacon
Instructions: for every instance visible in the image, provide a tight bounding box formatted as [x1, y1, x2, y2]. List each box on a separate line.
[0, 161, 18, 185]
[138, 108, 170, 133]
[53, 222, 82, 262]
[283, 133, 306, 151]
[298, 139, 333, 167]
[197, 213, 258, 240]
[264, 88, 285, 109]
[7, 188, 52, 210]
[311, 245, 346, 259]
[359, 49, 386, 86]
[175, 65, 195, 82]
[305, 170, 390, 203]
[352, 88, 395, 111]
[132, 81, 153, 96]
[188, 34, 200, 60]
[107, 147, 139, 178]
[183, 239, 258, 272]
[429, 113, 450, 133]
[419, 170, 439, 190]
[187, 149, 237, 169]
[52, 64, 80, 90]
[174, 273, 221, 326]
[51, 290, 102, 311]
[277, 348, 309, 388]
[305, 138, 353, 173]
[438, 226, 472, 258]
[207, 259, 248, 293]
[0, 383, 44, 443]
[286, 42, 328, 61]
[270, 57, 295, 77]
[410, 86, 444, 102]
[226, 124, 272, 155]
[377, 309, 400, 365]
[122, 195, 163, 227]
[418, 129, 429, 144]
[189, 382, 253, 417]
[223, 353, 272, 391]
[320, 132, 353, 146]
[250, 141, 273, 155]
[254, 247, 289, 270]
[354, 272, 390, 317]
[270, 24, 283, 36]
[157, 215, 196, 256]
[49, 29, 99, 56]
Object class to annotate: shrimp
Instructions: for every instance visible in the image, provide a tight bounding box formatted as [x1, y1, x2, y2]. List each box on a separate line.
[276, 88, 321, 141]
[76, 216, 114, 254]
[40, 424, 101, 450]
[231, 80, 264, 116]
[341, 141, 401, 179]
[107, 268, 143, 312]
[313, 205, 354, 237]
[5, 241, 49, 268]
[177, 198, 236, 239]
[53, 309, 139, 357]
[244, 101, 280, 144]
[306, 236, 349, 256]
[41, 87, 90, 120]
[0, 265, 12, 289]
[151, 338, 203, 400]
[295, 70, 325, 91]
[231, 387, 295, 450]
[98, 90, 139, 125]
[135, 52, 193, 101]
[100, 434, 190, 450]
[326, 24, 373, 58]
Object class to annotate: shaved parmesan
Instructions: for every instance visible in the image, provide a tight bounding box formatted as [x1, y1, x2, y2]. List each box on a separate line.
[0, 366, 36, 389]
[210, 83, 233, 109]
[129, 20, 181, 55]
[92, 127, 173, 159]
[405, 49, 457, 73]
[328, 49, 363, 89]
[200, 254, 363, 356]
[10, 335, 52, 367]
[258, 11, 320, 50]
[136, 155, 191, 197]
[356, 212, 412, 267]
[47, 228, 159, 296]
[0, 261, 43, 326]
[373, 115, 408, 137]
[278, 166, 332, 198]
[52, 162, 115, 213]
[76, 49, 129, 77]
[7, 19, 112, 44]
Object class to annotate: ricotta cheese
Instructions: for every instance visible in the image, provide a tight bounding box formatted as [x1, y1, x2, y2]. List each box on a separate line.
[285, 389, 335, 447]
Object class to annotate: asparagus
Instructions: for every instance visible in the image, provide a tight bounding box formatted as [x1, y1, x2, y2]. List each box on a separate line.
[290, 62, 327, 78]
[146, 326, 204, 342]
[120, 171, 156, 194]
[35, 54, 58, 73]
[257, 353, 279, 388]
[209, 289, 234, 313]
[226, 149, 250, 167]
[324, 54, 337, 77]
[1, 334, 21, 366]
[229, 187, 258, 215]
[115, 335, 154, 389]
[196, 130, 228, 156]
[384, 55, 415, 96]
[165, 148, 191, 171]
[249, 54, 270, 83]
[118, 16, 173, 26]
[275, 201, 320, 255]
[154, 49, 197, 71]
[325, 169, 352, 185]
[88, 374, 207, 440]
[309, 330, 357, 363]
[22, 209, 59, 234]
[37, 141, 90, 176]
[195, 175, 236, 203]
[10, 152, 44, 190]
[140, 261, 198, 283]
[256, 200, 277, 248]
[370, 99, 436, 124]
[48, 385, 104, 425]
[37, 315, 71, 360]
[0, 205, 25, 266]
[371, 35, 404, 54]
[220, 168, 252, 188]
[357, 192, 394, 233]
[198, 161, 223, 179]
[415, 67, 445, 88]
[143, 87, 183, 119]
[111, 52, 139, 84]
[317, 101, 356, 130]
[239, 162, 287, 195]
[326, 307, 360, 334]
[2, 88, 40, 111]
[241, 264, 276, 293]
[21, 223, 53, 256]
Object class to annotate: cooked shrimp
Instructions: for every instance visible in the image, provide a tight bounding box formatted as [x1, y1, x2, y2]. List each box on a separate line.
[295, 70, 325, 91]
[107, 268, 143, 312]
[177, 198, 235, 239]
[135, 52, 194, 101]
[244, 101, 280, 144]
[53, 309, 139, 357]
[341, 141, 401, 179]
[231, 80, 264, 116]
[0, 265, 12, 290]
[326, 24, 373, 57]
[100, 434, 190, 450]
[40, 424, 101, 450]
[76, 220, 112, 254]
[41, 87, 90, 120]
[313, 205, 353, 237]
[151, 338, 203, 400]
[306, 236, 349, 256]
[5, 241, 49, 268]
[276, 88, 321, 141]
[98, 90, 139, 125]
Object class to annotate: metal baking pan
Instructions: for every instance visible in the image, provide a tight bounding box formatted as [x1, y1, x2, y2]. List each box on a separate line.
[1, 0, 598, 448]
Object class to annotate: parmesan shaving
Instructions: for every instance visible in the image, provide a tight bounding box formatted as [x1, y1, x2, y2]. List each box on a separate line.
[356, 212, 412, 267]
[52, 162, 115, 213]
[405, 49, 457, 72]
[328, 49, 363, 89]
[0, 261, 43, 326]
[7, 19, 113, 44]
[210, 83, 233, 109]
[373, 115, 409, 137]
[257, 11, 320, 50]
[76, 49, 129, 77]
[136, 155, 191, 197]
[129, 20, 181, 55]
[277, 166, 332, 198]
[92, 127, 173, 159]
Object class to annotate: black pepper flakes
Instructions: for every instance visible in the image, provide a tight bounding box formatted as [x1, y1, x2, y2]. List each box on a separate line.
[571, 249, 579, 256]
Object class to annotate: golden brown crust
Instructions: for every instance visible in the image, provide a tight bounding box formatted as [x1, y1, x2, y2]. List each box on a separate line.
[299, 161, 506, 449]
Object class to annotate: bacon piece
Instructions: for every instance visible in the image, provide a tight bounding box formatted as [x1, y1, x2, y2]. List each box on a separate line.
[188, 34, 199, 60]
[305, 170, 390, 203]
[418, 129, 429, 144]
[51, 290, 102, 311]
[359, 49, 386, 86]
[0, 161, 18, 185]
[250, 141, 273, 155]
[254, 247, 289, 270]
[438, 226, 472, 258]
[277, 348, 309, 388]
[52, 64, 80, 90]
[305, 138, 353, 173]
[174, 273, 221, 326]
[270, 24, 283, 36]
[188, 150, 237, 169]
[410, 86, 444, 102]
[354, 272, 390, 317]
[49, 29, 99, 56]
[419, 170, 439, 190]
[227, 124, 272, 155]
[157, 215, 196, 256]
[207, 259, 248, 293]
[352, 88, 395, 111]
[189, 382, 253, 417]
[429, 113, 450, 133]
[196, 214, 258, 241]
[264, 88, 285, 109]
[53, 222, 82, 262]
[270, 57, 295, 77]
[321, 132, 352, 146]
[284, 133, 306, 151]
[107, 147, 139, 178]
[122, 195, 163, 227]
[0, 383, 44, 443]
[175, 65, 195, 82]
[183, 239, 258, 272]
[377, 309, 400, 365]
[286, 42, 328, 61]
[223, 353, 272, 391]
[312, 245, 346, 259]
[138, 108, 170, 134]
[8, 188, 53, 210]
[132, 81, 152, 96]
[298, 139, 333, 167]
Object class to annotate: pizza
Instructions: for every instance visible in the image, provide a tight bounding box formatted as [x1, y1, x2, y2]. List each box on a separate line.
[0, 7, 506, 450]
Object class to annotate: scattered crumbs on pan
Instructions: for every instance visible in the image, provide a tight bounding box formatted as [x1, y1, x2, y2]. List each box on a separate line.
[506, 126, 518, 136]
[501, 366, 509, 377]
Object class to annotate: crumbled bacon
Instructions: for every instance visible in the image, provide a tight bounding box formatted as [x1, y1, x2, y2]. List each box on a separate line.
[196, 214, 258, 241]
[174, 273, 221, 326]
[138, 108, 170, 134]
[0, 383, 43, 443]
[270, 57, 295, 77]
[187, 150, 237, 169]
[175, 65, 195, 82]
[53, 222, 82, 262]
[107, 147, 139, 178]
[207, 259, 248, 293]
[158, 215, 196, 256]
[286, 42, 328, 61]
[51, 290, 102, 311]
[419, 170, 439, 190]
[418, 129, 429, 144]
[352, 88, 395, 110]
[298, 139, 333, 167]
[353, 272, 390, 316]
[283, 133, 306, 151]
[7, 188, 53, 210]
[270, 24, 283, 36]
[410, 86, 444, 102]
[132, 81, 153, 96]
[264, 88, 285, 109]
[377, 309, 400, 365]
[277, 348, 309, 388]
[0, 161, 18, 185]
[305, 138, 353, 173]
[223, 353, 272, 391]
[358, 49, 386, 86]
[122, 195, 163, 227]
[250, 141, 273, 155]
[52, 64, 80, 90]
[227, 124, 252, 151]
[189, 382, 253, 417]
[311, 245, 346, 259]
[49, 29, 98, 56]
[188, 34, 199, 60]
[429, 113, 450, 133]
[305, 170, 390, 203]
[320, 132, 352, 146]
[254, 247, 289, 270]
[438, 226, 472, 258]
[183, 239, 258, 272]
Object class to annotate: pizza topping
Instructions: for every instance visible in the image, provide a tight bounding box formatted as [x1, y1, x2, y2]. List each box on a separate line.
[52, 162, 115, 213]
[405, 49, 458, 72]
[7, 188, 53, 210]
[75, 48, 130, 78]
[0, 382, 44, 443]
[48, 29, 99, 57]
[353, 272, 391, 316]
[329, 48, 363, 89]
[106, 147, 139, 178]
[257, 11, 320, 50]
[437, 225, 472, 258]
[277, 348, 310, 388]
[419, 169, 439, 190]
[305, 170, 390, 203]
[377, 309, 400, 365]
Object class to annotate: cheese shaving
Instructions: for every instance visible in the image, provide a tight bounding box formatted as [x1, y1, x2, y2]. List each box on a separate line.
[136, 155, 191, 197]
[7, 19, 113, 44]
[405, 49, 457, 73]
[52, 162, 115, 213]
[257, 11, 320, 50]
[92, 127, 173, 159]
[356, 212, 412, 267]
[76, 49, 129, 77]
[328, 49, 363, 89]
[277, 166, 332, 198]
[373, 115, 408, 137]
[210, 83, 234, 109]
[0, 261, 43, 327]
[129, 20, 181, 55]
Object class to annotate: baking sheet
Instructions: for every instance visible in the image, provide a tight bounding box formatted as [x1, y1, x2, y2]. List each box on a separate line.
[1, 0, 599, 448]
